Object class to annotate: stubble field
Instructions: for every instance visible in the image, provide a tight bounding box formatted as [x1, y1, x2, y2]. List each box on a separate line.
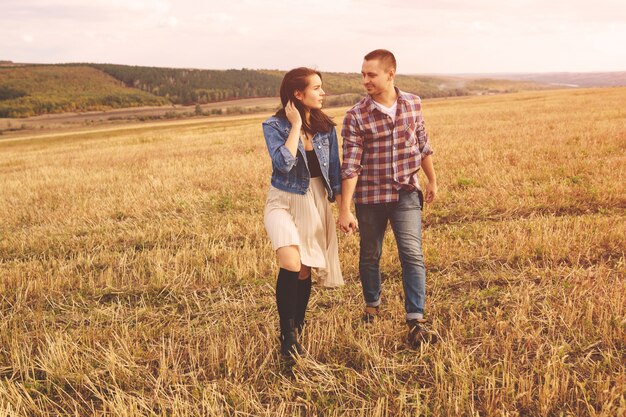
[0, 87, 625, 416]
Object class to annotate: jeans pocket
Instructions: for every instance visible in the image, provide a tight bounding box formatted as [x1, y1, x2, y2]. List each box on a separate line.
[398, 189, 423, 211]
[417, 189, 424, 211]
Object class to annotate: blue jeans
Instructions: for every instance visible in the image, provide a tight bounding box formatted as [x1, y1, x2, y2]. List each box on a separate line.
[355, 189, 426, 320]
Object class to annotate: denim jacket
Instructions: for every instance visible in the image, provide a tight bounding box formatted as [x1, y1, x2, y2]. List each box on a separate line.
[262, 115, 342, 202]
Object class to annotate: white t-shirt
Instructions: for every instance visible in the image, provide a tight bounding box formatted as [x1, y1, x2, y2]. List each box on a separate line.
[373, 99, 397, 119]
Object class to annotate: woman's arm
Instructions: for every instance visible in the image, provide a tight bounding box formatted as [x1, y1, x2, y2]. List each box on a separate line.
[328, 127, 342, 200]
[262, 102, 303, 174]
[284, 101, 302, 157]
[262, 123, 297, 174]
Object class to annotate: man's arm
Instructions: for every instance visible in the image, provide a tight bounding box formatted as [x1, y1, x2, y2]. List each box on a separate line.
[334, 193, 342, 209]
[415, 97, 437, 204]
[337, 111, 363, 234]
[337, 177, 358, 233]
[420, 154, 437, 204]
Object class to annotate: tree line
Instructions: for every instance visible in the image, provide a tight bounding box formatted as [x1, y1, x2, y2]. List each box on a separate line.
[0, 65, 167, 117]
[88, 64, 282, 105]
[1, 63, 534, 117]
[87, 64, 472, 105]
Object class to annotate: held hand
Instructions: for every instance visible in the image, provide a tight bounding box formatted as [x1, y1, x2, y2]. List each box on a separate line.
[424, 181, 438, 204]
[336, 210, 359, 234]
[285, 100, 302, 127]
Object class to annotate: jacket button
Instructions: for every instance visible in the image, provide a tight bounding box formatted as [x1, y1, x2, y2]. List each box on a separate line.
[323, 163, 327, 166]
[318, 145, 321, 149]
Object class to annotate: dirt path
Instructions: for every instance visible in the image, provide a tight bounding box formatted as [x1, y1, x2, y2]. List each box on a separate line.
[0, 111, 278, 143]
[0, 97, 282, 137]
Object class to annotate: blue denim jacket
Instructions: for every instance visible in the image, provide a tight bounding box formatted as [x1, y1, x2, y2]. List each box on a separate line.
[262, 115, 342, 202]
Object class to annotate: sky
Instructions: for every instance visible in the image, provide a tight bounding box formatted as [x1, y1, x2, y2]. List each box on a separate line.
[1, 0, 625, 74]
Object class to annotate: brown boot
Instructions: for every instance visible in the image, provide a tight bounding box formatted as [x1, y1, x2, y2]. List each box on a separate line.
[362, 305, 380, 323]
[407, 318, 437, 348]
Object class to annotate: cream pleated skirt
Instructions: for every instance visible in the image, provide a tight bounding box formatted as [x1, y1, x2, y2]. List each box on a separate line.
[264, 177, 344, 288]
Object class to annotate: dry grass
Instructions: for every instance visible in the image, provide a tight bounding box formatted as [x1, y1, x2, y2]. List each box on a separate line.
[0, 87, 625, 416]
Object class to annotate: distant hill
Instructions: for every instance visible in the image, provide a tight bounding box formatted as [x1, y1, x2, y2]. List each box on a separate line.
[0, 65, 167, 117]
[259, 69, 475, 100]
[89, 64, 281, 105]
[91, 64, 546, 107]
[1, 62, 554, 118]
[451, 72, 626, 87]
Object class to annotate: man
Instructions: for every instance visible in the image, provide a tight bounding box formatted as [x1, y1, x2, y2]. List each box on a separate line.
[337, 49, 438, 347]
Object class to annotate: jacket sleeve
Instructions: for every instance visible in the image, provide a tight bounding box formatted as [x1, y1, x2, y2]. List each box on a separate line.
[262, 121, 297, 173]
[329, 127, 342, 198]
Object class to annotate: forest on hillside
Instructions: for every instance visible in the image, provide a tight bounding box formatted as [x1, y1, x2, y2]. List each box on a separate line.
[92, 65, 474, 105]
[0, 66, 167, 118]
[90, 64, 281, 105]
[0, 63, 548, 117]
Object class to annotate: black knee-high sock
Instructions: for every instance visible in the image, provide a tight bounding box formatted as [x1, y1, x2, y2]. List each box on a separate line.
[296, 275, 312, 329]
[276, 268, 299, 331]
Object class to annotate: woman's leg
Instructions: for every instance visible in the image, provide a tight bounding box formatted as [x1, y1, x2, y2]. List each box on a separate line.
[310, 180, 344, 287]
[298, 265, 311, 278]
[275, 246, 303, 357]
[296, 265, 312, 333]
[277, 246, 301, 273]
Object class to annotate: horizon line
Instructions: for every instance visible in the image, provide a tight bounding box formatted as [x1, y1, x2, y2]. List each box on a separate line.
[1, 60, 625, 76]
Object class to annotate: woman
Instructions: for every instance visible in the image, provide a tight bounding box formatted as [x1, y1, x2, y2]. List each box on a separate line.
[262, 67, 344, 359]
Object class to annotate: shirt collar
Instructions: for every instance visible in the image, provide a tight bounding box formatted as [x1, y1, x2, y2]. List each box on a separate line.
[365, 86, 405, 115]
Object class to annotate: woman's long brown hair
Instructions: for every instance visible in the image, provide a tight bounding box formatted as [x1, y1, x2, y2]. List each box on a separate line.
[275, 67, 336, 134]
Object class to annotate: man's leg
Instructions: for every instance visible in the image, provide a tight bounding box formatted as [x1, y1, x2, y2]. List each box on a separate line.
[389, 190, 426, 320]
[355, 203, 389, 313]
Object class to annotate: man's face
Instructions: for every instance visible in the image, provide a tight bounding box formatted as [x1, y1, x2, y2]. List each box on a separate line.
[361, 59, 394, 96]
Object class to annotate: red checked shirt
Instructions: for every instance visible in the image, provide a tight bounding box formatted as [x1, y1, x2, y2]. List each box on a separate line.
[341, 88, 434, 205]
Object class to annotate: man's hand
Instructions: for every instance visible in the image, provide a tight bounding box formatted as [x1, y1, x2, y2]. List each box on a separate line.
[424, 181, 437, 204]
[337, 209, 358, 234]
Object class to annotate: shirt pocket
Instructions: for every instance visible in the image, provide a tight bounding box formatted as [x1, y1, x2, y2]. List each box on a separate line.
[404, 123, 420, 155]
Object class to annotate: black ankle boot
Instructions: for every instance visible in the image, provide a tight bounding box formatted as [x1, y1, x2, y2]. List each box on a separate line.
[280, 318, 303, 357]
[295, 319, 305, 336]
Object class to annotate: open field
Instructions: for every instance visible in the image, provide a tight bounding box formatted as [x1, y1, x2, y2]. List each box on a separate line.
[0, 88, 624, 416]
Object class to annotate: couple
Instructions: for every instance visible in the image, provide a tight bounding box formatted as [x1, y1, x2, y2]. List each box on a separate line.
[262, 49, 438, 359]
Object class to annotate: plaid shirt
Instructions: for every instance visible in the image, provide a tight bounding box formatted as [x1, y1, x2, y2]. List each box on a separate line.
[341, 88, 434, 205]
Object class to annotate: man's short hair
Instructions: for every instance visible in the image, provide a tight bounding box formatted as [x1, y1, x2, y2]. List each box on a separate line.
[364, 49, 397, 72]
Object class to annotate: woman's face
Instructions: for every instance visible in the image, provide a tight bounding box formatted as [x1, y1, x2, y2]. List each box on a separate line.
[296, 74, 326, 110]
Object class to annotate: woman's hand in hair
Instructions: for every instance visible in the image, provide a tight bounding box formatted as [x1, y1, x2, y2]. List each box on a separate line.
[285, 100, 302, 128]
